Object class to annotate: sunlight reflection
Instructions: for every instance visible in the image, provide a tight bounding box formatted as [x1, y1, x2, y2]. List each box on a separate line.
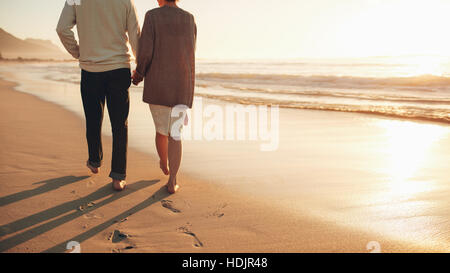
[402, 56, 444, 77]
[378, 120, 446, 198]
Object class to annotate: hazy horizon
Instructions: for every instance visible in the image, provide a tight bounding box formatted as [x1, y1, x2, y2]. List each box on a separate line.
[1, 0, 450, 60]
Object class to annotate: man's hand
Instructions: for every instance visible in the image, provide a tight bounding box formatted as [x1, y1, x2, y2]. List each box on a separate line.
[131, 70, 143, 86]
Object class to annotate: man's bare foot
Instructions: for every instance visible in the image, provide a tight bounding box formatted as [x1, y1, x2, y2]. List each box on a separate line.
[86, 161, 99, 174]
[160, 160, 169, 175]
[165, 179, 179, 194]
[112, 180, 126, 191]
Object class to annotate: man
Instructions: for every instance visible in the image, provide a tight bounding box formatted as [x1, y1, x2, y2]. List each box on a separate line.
[56, 0, 140, 191]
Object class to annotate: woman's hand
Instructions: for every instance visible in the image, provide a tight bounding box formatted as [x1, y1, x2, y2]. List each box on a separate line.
[131, 70, 143, 86]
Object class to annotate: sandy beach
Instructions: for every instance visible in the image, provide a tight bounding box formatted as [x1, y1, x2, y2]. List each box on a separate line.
[2, 0, 450, 256]
[1, 70, 449, 253]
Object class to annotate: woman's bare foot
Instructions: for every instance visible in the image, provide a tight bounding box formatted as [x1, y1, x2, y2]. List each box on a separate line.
[165, 178, 179, 194]
[167, 184, 180, 194]
[160, 160, 169, 175]
[112, 180, 126, 191]
[86, 161, 99, 174]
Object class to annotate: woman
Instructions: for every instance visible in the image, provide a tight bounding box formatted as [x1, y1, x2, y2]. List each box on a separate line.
[132, 0, 197, 194]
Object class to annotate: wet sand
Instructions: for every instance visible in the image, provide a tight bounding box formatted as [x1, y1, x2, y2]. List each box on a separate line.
[0, 76, 448, 253]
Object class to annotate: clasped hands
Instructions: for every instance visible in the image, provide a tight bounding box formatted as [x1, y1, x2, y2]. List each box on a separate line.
[131, 70, 143, 86]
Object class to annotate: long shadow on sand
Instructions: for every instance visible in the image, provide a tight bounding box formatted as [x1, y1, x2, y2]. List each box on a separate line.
[43, 185, 170, 253]
[0, 176, 90, 207]
[0, 180, 159, 252]
[0, 178, 140, 237]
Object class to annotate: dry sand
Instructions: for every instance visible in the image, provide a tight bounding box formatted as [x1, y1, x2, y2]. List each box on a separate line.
[0, 78, 443, 253]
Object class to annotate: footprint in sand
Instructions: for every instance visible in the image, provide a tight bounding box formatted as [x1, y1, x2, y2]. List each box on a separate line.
[161, 200, 181, 213]
[109, 229, 132, 243]
[177, 224, 204, 248]
[113, 217, 128, 224]
[207, 203, 227, 218]
[108, 230, 136, 251]
[83, 211, 104, 220]
[78, 202, 96, 212]
[111, 245, 135, 253]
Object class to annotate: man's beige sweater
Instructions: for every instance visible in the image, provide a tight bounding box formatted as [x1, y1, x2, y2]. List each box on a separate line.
[56, 0, 140, 72]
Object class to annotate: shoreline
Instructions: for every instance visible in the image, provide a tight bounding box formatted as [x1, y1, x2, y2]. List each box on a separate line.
[197, 93, 450, 126]
[0, 78, 445, 252]
[2, 61, 448, 126]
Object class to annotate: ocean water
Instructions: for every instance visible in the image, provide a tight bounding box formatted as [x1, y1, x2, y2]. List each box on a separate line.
[26, 56, 450, 123]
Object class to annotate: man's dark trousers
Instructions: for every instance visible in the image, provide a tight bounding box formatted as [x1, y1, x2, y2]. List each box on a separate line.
[81, 68, 131, 180]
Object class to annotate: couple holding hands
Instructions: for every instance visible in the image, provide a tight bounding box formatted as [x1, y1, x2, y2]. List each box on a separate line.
[57, 0, 196, 193]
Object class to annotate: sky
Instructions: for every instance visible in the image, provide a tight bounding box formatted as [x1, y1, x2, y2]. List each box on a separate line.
[1, 0, 450, 60]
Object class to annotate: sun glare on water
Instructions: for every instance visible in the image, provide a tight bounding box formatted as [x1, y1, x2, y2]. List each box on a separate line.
[402, 56, 444, 77]
[377, 120, 446, 198]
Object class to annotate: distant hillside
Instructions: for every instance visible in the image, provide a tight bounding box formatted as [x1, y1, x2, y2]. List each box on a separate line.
[0, 28, 71, 60]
